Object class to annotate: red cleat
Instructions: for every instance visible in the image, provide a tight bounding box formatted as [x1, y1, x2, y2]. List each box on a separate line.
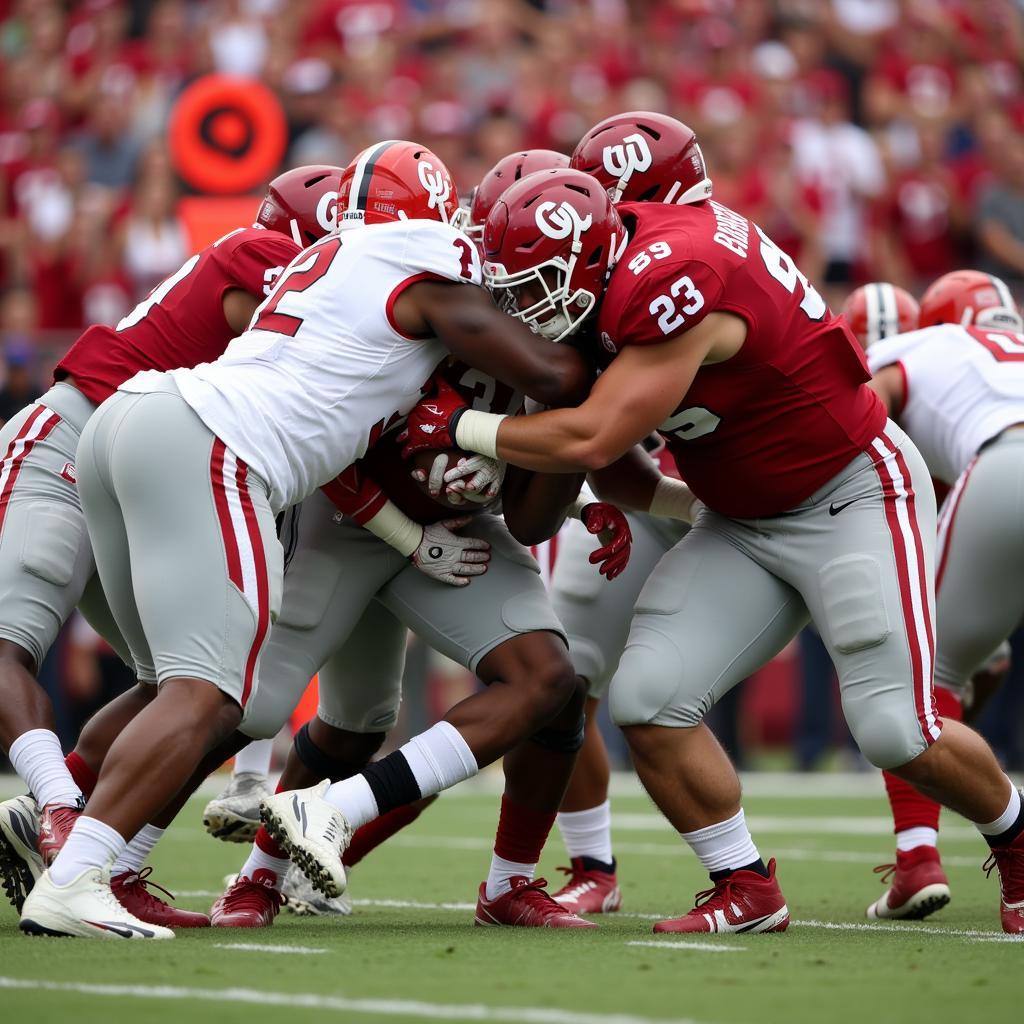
[37, 802, 81, 867]
[551, 858, 622, 914]
[654, 858, 789, 934]
[211, 870, 285, 928]
[866, 846, 950, 920]
[475, 876, 597, 928]
[984, 828, 1024, 934]
[112, 867, 210, 929]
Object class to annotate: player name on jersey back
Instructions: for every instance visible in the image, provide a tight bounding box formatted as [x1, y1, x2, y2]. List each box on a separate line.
[597, 201, 886, 518]
[122, 219, 483, 512]
[869, 323, 1024, 484]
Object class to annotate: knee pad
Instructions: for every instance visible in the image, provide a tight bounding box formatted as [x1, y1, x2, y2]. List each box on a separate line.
[530, 712, 585, 754]
[293, 722, 383, 782]
[849, 712, 926, 771]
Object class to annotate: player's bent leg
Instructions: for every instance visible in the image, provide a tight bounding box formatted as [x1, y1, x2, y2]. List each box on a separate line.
[808, 427, 1024, 931]
[611, 522, 806, 934]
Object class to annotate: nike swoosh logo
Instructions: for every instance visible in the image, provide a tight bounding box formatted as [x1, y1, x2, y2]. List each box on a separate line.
[828, 498, 862, 516]
[85, 919, 155, 938]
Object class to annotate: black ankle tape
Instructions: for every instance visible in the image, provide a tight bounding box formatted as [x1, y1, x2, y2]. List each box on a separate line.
[361, 752, 421, 816]
[293, 723, 368, 782]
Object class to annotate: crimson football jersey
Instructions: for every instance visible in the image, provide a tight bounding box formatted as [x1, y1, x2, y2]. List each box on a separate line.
[55, 227, 300, 405]
[597, 201, 886, 518]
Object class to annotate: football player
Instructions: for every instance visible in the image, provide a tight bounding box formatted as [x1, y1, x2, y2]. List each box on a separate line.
[864, 270, 1024, 930]
[400, 170, 1024, 934]
[0, 165, 342, 928]
[207, 359, 633, 929]
[547, 111, 708, 914]
[17, 141, 594, 939]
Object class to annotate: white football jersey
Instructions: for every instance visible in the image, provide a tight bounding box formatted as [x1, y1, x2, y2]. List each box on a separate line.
[122, 219, 482, 511]
[868, 323, 1024, 484]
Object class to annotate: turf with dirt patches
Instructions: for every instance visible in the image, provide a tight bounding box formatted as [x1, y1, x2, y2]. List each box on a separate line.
[0, 773, 1017, 1024]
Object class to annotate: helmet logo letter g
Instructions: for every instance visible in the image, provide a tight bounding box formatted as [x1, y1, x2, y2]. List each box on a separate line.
[602, 133, 653, 182]
[316, 191, 339, 233]
[417, 160, 452, 217]
[535, 200, 592, 241]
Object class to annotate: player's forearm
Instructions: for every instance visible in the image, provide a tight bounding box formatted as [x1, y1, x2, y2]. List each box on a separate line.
[501, 466, 585, 546]
[588, 447, 662, 511]
[456, 406, 628, 474]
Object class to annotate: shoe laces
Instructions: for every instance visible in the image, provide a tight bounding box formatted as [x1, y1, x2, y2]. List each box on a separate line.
[555, 865, 596, 900]
[984, 845, 1024, 896]
[873, 863, 898, 886]
[223, 874, 285, 914]
[114, 867, 177, 910]
[508, 878, 569, 920]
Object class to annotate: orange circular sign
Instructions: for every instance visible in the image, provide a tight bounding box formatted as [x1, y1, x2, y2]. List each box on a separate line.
[169, 75, 287, 195]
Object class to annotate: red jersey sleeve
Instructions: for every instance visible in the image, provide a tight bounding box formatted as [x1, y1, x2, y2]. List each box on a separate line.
[609, 257, 726, 348]
[223, 232, 302, 301]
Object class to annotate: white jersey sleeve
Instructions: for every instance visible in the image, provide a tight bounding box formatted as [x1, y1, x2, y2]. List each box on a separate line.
[124, 220, 483, 512]
[869, 324, 1024, 483]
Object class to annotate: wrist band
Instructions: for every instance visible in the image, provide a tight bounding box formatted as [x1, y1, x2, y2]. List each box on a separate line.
[362, 500, 424, 557]
[649, 477, 702, 523]
[454, 410, 506, 459]
[567, 482, 598, 520]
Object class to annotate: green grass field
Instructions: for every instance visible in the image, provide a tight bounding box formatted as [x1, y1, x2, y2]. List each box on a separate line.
[0, 772, 1018, 1024]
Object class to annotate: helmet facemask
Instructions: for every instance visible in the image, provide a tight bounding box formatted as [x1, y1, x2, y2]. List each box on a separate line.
[485, 250, 598, 343]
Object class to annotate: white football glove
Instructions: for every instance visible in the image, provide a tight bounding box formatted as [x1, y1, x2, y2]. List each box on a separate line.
[410, 516, 490, 587]
[440, 454, 506, 505]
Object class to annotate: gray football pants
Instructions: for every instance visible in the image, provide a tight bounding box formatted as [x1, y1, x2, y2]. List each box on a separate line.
[76, 382, 283, 711]
[933, 429, 1024, 693]
[0, 382, 130, 672]
[609, 421, 941, 770]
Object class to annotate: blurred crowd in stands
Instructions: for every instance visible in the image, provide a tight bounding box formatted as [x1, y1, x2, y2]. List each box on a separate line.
[0, 0, 1022, 768]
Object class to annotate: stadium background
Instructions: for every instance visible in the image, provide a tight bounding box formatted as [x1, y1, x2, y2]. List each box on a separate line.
[0, 0, 1022, 771]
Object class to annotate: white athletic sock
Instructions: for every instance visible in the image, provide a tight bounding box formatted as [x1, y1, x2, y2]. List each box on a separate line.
[485, 854, 535, 901]
[234, 738, 273, 778]
[680, 808, 760, 875]
[239, 844, 290, 889]
[401, 721, 479, 797]
[8, 729, 82, 808]
[557, 800, 614, 865]
[49, 816, 126, 886]
[896, 826, 938, 853]
[324, 774, 380, 830]
[976, 781, 1022, 836]
[325, 722, 478, 830]
[111, 824, 165, 875]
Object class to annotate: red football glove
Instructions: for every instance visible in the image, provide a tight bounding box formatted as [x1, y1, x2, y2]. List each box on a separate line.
[581, 502, 632, 581]
[400, 378, 469, 458]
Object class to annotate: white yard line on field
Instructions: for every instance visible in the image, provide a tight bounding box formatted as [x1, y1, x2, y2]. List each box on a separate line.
[626, 941, 747, 954]
[0, 977, 707, 1024]
[211, 942, 328, 954]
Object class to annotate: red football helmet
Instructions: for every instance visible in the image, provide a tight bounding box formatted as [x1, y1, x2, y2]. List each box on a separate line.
[571, 111, 712, 206]
[841, 283, 920, 349]
[256, 165, 344, 246]
[466, 149, 571, 241]
[918, 270, 1023, 332]
[483, 168, 625, 342]
[337, 140, 460, 231]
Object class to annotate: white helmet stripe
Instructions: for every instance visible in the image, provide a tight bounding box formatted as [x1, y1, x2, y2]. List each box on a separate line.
[865, 283, 880, 345]
[989, 273, 1015, 311]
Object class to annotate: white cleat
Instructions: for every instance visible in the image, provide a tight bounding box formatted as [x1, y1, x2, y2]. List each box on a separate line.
[203, 772, 271, 843]
[0, 794, 44, 912]
[259, 780, 351, 899]
[283, 863, 353, 917]
[20, 867, 174, 939]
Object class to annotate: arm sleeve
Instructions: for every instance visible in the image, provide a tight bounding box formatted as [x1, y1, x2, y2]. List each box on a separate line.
[617, 258, 726, 346]
[398, 222, 482, 286]
[228, 234, 303, 299]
